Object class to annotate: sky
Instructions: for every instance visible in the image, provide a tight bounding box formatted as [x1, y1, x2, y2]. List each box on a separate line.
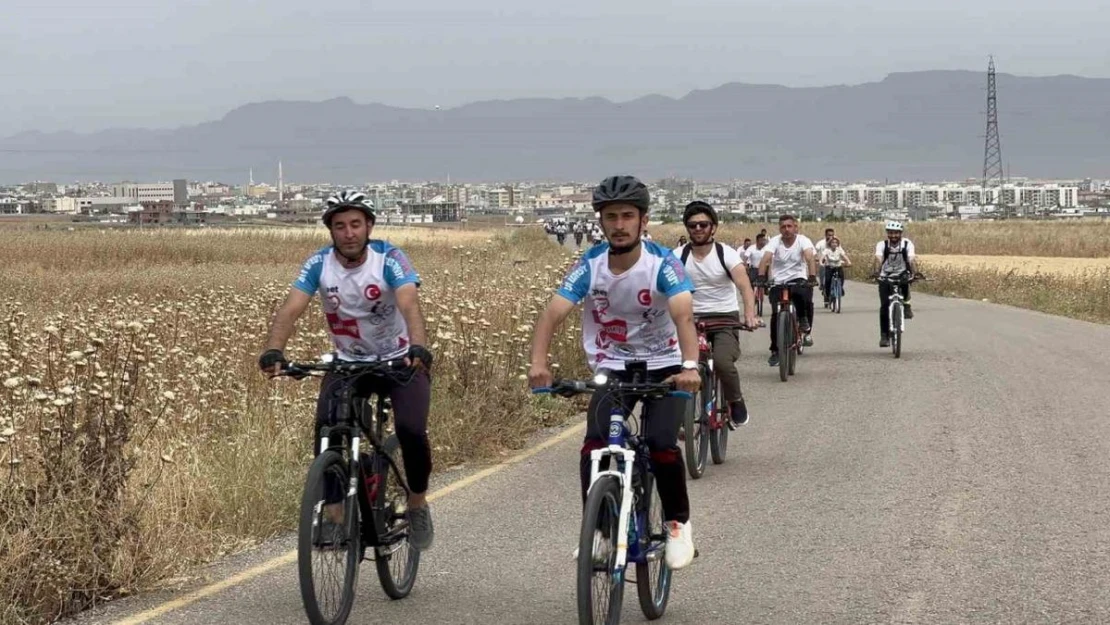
[1, 0, 1108, 136]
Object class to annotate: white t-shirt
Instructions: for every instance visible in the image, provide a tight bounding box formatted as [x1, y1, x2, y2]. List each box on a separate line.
[673, 243, 743, 315]
[823, 248, 849, 268]
[874, 238, 916, 277]
[762, 234, 816, 284]
[814, 238, 829, 261]
[744, 245, 766, 268]
[557, 240, 694, 371]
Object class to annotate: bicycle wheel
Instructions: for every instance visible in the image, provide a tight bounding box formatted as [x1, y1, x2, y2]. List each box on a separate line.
[892, 304, 903, 359]
[776, 310, 790, 382]
[578, 475, 624, 625]
[684, 368, 709, 479]
[635, 469, 672, 620]
[373, 434, 421, 599]
[298, 450, 360, 625]
[709, 375, 729, 464]
[756, 291, 764, 317]
[787, 317, 798, 376]
[833, 279, 842, 314]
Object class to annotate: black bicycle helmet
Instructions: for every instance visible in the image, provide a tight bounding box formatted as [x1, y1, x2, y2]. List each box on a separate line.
[683, 200, 718, 226]
[322, 190, 375, 226]
[592, 175, 650, 212]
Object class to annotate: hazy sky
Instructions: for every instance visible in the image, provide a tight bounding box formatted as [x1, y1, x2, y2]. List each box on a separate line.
[2, 0, 1107, 136]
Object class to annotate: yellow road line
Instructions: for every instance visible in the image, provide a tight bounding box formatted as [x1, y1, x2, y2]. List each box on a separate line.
[112, 422, 586, 625]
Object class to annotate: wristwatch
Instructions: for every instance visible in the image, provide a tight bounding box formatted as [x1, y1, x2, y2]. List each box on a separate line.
[681, 360, 698, 371]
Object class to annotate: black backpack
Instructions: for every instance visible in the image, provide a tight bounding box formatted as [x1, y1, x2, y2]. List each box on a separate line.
[680, 242, 732, 281]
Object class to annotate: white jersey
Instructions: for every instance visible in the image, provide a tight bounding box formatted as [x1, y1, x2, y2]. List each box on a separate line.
[814, 238, 830, 261]
[875, 238, 916, 277]
[557, 241, 694, 371]
[293, 241, 420, 362]
[673, 243, 743, 315]
[744, 245, 766, 268]
[762, 234, 816, 285]
[823, 248, 849, 268]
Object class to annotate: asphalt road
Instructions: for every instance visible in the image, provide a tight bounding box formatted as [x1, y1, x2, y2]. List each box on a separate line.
[70, 273, 1110, 624]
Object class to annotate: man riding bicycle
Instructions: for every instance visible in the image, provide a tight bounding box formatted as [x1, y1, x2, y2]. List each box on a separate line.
[674, 201, 758, 427]
[814, 227, 835, 305]
[872, 221, 918, 348]
[745, 233, 769, 316]
[820, 237, 852, 298]
[528, 175, 701, 570]
[258, 190, 436, 552]
[755, 214, 818, 368]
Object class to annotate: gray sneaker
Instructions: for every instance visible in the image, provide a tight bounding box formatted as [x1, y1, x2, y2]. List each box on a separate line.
[407, 505, 434, 551]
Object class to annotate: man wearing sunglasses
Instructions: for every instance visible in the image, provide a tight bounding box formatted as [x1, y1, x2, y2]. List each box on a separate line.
[674, 201, 758, 427]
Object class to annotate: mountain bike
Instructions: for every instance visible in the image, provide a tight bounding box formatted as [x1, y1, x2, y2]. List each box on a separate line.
[533, 361, 693, 625]
[827, 268, 844, 314]
[277, 357, 421, 625]
[874, 273, 925, 359]
[683, 318, 754, 478]
[770, 279, 808, 382]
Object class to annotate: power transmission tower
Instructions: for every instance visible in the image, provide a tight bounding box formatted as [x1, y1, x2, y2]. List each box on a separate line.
[982, 56, 1007, 215]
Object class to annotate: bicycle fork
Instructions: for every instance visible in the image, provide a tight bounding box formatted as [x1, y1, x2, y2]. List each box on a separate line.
[587, 412, 638, 571]
[888, 297, 904, 334]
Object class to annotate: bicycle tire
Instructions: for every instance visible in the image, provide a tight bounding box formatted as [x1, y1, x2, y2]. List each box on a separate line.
[578, 475, 624, 625]
[635, 470, 672, 620]
[373, 434, 421, 599]
[892, 304, 903, 359]
[683, 371, 708, 479]
[776, 310, 790, 382]
[298, 450, 360, 625]
[709, 375, 728, 465]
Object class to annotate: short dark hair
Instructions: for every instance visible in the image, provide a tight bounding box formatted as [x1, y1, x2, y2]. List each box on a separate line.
[756, 233, 767, 241]
[778, 214, 797, 224]
[743, 238, 752, 243]
[825, 228, 835, 235]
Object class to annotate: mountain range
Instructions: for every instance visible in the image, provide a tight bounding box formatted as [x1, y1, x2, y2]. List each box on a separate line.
[2, 70, 1108, 184]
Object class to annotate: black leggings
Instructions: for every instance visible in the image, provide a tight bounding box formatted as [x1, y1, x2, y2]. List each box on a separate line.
[580, 365, 690, 524]
[314, 369, 433, 494]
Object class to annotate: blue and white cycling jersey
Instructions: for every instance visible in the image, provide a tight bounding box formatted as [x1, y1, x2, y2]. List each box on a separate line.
[557, 241, 694, 371]
[293, 241, 420, 362]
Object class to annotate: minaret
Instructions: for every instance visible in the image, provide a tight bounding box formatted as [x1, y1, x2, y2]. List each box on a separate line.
[278, 161, 284, 202]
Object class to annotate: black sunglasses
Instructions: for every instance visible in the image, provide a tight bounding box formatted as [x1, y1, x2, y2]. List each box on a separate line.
[685, 221, 713, 230]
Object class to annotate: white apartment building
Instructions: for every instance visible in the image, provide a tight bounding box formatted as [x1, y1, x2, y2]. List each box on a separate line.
[112, 182, 175, 202]
[791, 183, 1078, 209]
[42, 196, 79, 214]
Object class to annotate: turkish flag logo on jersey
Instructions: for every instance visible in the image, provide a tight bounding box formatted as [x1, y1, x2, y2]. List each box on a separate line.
[364, 284, 382, 301]
[637, 289, 652, 306]
[325, 312, 362, 338]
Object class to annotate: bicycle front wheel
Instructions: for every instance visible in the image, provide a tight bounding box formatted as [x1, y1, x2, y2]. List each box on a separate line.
[684, 369, 709, 479]
[298, 450, 361, 625]
[892, 304, 903, 359]
[635, 470, 672, 620]
[373, 434, 421, 599]
[776, 311, 790, 382]
[709, 375, 729, 464]
[578, 476, 624, 625]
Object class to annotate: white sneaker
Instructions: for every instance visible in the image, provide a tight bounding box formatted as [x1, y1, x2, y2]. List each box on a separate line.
[572, 529, 610, 566]
[665, 520, 695, 570]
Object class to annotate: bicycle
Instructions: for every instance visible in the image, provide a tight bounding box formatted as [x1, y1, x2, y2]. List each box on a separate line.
[827, 268, 844, 314]
[683, 318, 754, 478]
[533, 361, 693, 625]
[872, 273, 925, 359]
[766, 278, 809, 382]
[276, 357, 421, 625]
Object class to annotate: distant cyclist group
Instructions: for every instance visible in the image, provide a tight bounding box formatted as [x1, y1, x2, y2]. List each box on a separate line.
[256, 176, 923, 625]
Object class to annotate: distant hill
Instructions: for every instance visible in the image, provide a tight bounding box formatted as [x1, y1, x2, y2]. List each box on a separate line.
[2, 70, 1108, 184]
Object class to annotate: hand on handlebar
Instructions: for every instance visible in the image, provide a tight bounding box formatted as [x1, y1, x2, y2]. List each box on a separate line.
[664, 368, 701, 394]
[527, 363, 553, 390]
[258, 349, 287, 377]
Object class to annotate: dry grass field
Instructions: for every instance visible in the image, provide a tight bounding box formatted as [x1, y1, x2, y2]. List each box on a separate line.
[0, 225, 585, 624]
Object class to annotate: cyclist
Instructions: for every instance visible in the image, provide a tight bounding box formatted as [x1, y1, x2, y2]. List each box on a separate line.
[745, 233, 769, 316]
[555, 221, 568, 246]
[738, 237, 753, 256]
[871, 220, 918, 347]
[677, 235, 688, 247]
[528, 175, 701, 570]
[820, 236, 852, 299]
[674, 201, 758, 427]
[755, 214, 817, 367]
[573, 221, 585, 248]
[814, 227, 835, 305]
[257, 190, 436, 551]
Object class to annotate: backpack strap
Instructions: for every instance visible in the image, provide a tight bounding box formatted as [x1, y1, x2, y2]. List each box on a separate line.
[715, 242, 731, 280]
[680, 243, 692, 266]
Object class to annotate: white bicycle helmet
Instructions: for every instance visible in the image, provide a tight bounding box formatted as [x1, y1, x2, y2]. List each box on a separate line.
[885, 220, 904, 232]
[323, 190, 375, 226]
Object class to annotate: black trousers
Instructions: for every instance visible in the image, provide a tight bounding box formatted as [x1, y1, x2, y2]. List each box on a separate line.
[315, 368, 433, 494]
[580, 365, 691, 524]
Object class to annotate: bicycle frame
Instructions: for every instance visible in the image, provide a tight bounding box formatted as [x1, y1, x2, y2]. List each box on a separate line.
[586, 412, 643, 571]
[888, 291, 905, 334]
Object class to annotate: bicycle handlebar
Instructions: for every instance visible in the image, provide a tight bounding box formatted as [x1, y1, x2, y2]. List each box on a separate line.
[532, 378, 693, 400]
[696, 319, 756, 333]
[275, 358, 409, 379]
